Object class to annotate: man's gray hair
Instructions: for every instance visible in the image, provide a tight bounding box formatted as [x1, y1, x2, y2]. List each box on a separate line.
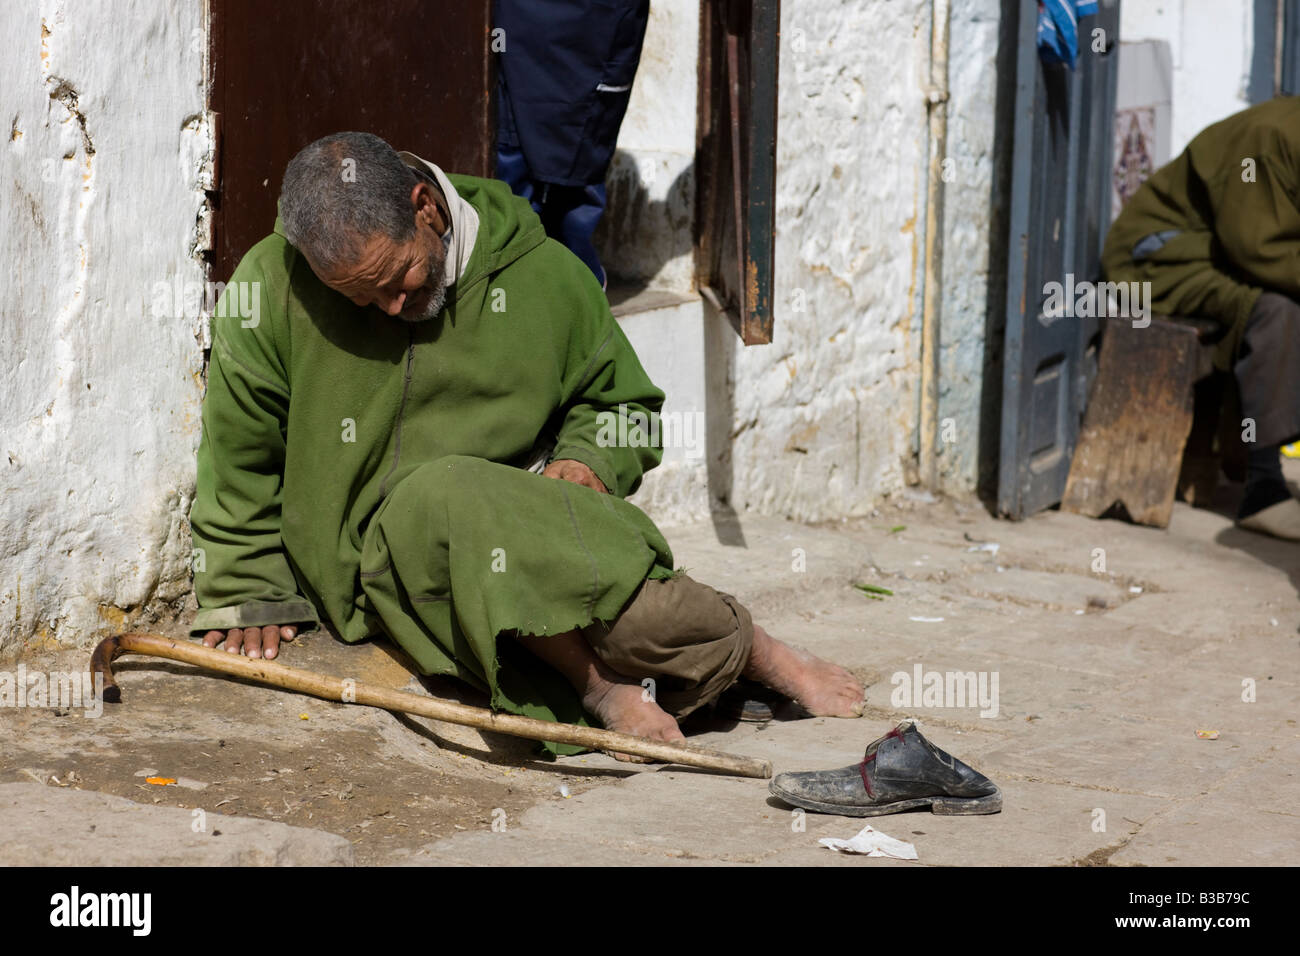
[279, 131, 418, 272]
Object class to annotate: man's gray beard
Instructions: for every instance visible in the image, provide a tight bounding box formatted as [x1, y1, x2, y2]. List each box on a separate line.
[398, 243, 450, 323]
[399, 276, 448, 323]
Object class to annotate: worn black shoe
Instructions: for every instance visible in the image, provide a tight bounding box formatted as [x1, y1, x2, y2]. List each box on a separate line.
[769, 720, 1001, 816]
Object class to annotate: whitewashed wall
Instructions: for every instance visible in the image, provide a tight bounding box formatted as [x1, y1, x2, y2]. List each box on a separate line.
[935, 0, 1006, 494]
[729, 0, 929, 518]
[619, 0, 1005, 524]
[0, 0, 1015, 650]
[594, 0, 698, 292]
[1121, 0, 1256, 155]
[0, 1, 208, 654]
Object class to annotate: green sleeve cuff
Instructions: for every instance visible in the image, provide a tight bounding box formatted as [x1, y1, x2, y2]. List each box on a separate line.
[191, 599, 320, 636]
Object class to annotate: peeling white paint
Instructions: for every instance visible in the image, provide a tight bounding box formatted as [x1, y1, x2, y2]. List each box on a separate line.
[0, 2, 208, 652]
[934, 0, 1003, 493]
[624, 0, 1004, 525]
[1121, 0, 1255, 157]
[0, 0, 1126, 647]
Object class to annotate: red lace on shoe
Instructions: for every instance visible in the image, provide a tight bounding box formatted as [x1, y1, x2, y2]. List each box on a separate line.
[857, 727, 906, 797]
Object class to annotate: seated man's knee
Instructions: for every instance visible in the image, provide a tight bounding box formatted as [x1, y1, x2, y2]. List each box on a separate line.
[582, 574, 753, 719]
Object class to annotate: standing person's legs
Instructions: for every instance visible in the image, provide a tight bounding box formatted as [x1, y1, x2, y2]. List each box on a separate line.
[538, 183, 608, 288]
[494, 144, 609, 288]
[494, 143, 541, 210]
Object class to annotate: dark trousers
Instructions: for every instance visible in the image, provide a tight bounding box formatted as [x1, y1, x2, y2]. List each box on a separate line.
[496, 144, 609, 288]
[1235, 292, 1300, 450]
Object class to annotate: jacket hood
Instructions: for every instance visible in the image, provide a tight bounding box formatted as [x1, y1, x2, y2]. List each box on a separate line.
[439, 171, 549, 302]
[397, 152, 480, 292]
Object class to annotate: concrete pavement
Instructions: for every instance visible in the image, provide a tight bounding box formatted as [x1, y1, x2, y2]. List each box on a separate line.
[3, 487, 1296, 865]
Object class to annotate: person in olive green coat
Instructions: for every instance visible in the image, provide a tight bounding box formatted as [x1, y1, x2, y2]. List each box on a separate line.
[188, 132, 864, 757]
[1103, 96, 1300, 539]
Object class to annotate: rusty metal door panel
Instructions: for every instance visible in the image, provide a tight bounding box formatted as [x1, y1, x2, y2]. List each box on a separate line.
[209, 0, 494, 282]
[696, 0, 779, 345]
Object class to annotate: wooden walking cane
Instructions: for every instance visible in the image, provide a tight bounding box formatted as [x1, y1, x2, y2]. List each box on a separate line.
[91, 632, 772, 779]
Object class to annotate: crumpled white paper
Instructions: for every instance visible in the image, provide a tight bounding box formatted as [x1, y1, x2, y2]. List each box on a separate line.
[818, 825, 918, 859]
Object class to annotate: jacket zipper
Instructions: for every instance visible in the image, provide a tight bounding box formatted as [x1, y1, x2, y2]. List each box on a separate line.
[378, 327, 416, 499]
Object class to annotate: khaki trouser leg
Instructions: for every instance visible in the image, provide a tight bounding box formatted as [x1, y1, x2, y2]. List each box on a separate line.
[579, 573, 754, 720]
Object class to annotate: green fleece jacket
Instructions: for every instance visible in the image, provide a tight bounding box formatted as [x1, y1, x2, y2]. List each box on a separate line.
[189, 173, 667, 643]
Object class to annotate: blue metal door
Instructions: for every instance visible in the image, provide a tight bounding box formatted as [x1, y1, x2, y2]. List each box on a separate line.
[998, 0, 1121, 518]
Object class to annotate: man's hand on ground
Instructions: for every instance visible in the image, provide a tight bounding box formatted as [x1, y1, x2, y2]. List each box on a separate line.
[542, 458, 608, 493]
[202, 625, 297, 660]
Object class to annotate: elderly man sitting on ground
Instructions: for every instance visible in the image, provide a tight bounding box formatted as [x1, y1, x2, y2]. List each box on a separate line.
[188, 131, 865, 759]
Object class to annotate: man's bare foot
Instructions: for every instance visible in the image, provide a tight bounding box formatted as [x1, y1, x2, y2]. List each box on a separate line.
[743, 624, 865, 717]
[512, 628, 686, 763]
[582, 678, 687, 762]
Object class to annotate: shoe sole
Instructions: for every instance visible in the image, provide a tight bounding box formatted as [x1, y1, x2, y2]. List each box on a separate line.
[770, 784, 1002, 817]
[716, 699, 775, 722]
